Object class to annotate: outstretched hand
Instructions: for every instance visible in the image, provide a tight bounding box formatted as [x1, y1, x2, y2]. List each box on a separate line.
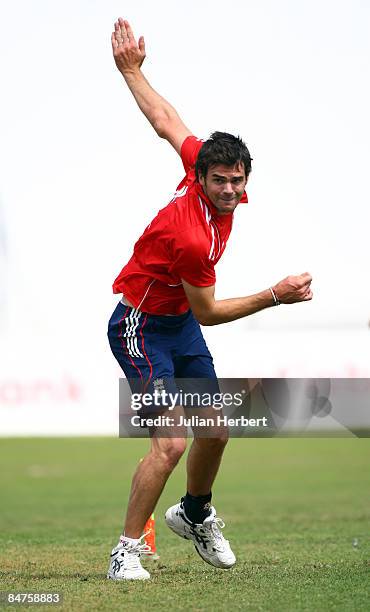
[111, 18, 146, 75]
[273, 272, 313, 304]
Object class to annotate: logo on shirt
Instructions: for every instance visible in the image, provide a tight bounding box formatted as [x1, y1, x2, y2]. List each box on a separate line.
[153, 378, 165, 393]
[170, 186, 188, 203]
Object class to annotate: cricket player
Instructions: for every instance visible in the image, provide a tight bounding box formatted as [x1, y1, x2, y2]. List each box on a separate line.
[107, 18, 313, 580]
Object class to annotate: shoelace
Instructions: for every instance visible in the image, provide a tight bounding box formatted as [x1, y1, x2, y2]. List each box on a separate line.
[119, 533, 153, 571]
[203, 516, 227, 550]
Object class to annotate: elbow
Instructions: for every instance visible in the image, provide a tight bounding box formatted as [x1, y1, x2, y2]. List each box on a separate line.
[152, 117, 167, 138]
[193, 311, 217, 327]
[197, 316, 210, 326]
[198, 317, 214, 327]
[152, 110, 177, 138]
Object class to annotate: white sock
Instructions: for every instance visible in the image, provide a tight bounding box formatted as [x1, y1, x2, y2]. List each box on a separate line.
[119, 534, 140, 545]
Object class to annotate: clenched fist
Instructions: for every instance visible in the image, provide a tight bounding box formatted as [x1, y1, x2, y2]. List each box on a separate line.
[272, 272, 313, 304]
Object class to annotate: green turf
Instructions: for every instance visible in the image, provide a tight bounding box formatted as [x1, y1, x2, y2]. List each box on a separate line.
[0, 438, 369, 611]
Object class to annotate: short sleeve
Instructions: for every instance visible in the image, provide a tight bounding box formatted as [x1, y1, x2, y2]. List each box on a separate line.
[181, 136, 204, 174]
[169, 229, 216, 287]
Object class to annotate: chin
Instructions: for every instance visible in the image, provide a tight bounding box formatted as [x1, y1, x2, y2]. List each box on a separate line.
[218, 202, 237, 214]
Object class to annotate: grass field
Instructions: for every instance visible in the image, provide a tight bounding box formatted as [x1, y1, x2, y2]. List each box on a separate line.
[0, 438, 369, 611]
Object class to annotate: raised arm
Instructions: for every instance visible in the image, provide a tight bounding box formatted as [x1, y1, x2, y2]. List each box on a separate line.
[111, 18, 192, 154]
[182, 273, 313, 326]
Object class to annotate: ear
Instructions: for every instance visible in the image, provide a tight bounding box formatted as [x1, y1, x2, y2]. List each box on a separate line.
[199, 174, 206, 189]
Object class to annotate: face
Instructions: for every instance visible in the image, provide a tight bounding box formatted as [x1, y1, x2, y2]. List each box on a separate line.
[199, 162, 248, 215]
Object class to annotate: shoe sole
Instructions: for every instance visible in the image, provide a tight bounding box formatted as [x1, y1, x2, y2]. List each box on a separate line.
[193, 545, 235, 569]
[107, 572, 150, 581]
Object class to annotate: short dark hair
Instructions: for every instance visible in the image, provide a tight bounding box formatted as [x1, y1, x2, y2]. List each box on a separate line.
[195, 131, 252, 181]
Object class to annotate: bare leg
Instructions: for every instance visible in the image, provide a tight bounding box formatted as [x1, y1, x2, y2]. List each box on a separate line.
[186, 436, 228, 495]
[186, 412, 229, 495]
[124, 436, 186, 537]
[124, 408, 187, 538]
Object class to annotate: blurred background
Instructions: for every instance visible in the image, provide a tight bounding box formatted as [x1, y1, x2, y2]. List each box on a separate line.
[1, 0, 369, 435]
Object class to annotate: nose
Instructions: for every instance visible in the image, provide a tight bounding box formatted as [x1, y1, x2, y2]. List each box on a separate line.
[222, 182, 233, 194]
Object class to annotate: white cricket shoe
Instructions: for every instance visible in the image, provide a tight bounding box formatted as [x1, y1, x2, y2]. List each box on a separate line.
[107, 536, 151, 580]
[165, 500, 236, 569]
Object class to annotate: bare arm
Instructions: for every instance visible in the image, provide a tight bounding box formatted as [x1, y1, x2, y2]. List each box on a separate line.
[182, 273, 313, 326]
[111, 18, 192, 154]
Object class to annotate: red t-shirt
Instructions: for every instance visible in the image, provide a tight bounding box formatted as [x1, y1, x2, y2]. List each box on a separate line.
[112, 136, 248, 315]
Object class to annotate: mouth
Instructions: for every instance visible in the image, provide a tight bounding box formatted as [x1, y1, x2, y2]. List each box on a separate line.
[220, 199, 236, 205]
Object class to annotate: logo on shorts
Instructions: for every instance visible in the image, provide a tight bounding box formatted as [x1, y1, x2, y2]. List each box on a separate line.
[153, 378, 165, 393]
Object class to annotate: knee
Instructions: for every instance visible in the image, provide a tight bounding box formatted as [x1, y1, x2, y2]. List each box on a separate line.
[211, 423, 229, 448]
[153, 438, 187, 473]
[197, 429, 229, 451]
[211, 434, 229, 450]
[216, 431, 229, 448]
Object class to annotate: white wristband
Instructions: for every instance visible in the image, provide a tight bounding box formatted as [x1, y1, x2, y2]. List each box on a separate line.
[269, 287, 280, 306]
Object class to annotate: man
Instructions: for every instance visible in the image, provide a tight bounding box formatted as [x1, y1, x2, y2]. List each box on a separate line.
[107, 18, 313, 581]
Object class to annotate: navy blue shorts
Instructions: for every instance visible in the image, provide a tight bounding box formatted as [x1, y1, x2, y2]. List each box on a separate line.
[108, 301, 219, 409]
